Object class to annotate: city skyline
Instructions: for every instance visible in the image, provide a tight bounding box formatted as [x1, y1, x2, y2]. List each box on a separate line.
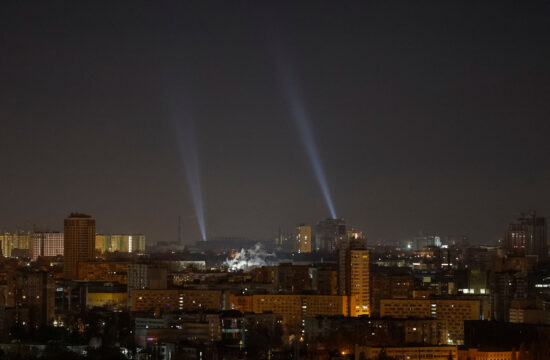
[2, 211, 541, 247]
[2, 2, 550, 245]
[3, 2, 550, 359]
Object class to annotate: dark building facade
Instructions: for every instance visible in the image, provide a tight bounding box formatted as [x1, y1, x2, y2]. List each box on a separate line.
[63, 213, 96, 280]
[370, 270, 413, 316]
[490, 255, 529, 321]
[315, 218, 346, 252]
[504, 212, 547, 261]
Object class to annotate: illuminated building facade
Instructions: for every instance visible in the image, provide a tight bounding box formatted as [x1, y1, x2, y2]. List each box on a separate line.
[407, 235, 442, 251]
[355, 345, 458, 360]
[95, 234, 146, 253]
[86, 283, 127, 309]
[228, 294, 354, 332]
[63, 213, 96, 280]
[380, 298, 481, 344]
[86, 292, 127, 308]
[458, 348, 515, 360]
[346, 228, 363, 241]
[30, 232, 64, 260]
[0, 233, 30, 258]
[296, 224, 311, 253]
[78, 261, 130, 283]
[338, 239, 370, 316]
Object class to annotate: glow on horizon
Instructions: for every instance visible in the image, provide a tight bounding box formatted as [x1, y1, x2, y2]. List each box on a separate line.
[280, 70, 337, 219]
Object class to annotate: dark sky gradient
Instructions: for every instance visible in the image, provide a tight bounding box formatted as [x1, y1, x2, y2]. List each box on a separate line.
[1, 1, 550, 245]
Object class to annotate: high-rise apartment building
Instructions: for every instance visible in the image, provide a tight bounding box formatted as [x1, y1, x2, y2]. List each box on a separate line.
[95, 234, 146, 253]
[490, 269, 529, 321]
[0, 233, 30, 258]
[30, 232, 64, 260]
[296, 224, 312, 253]
[315, 218, 346, 252]
[338, 239, 370, 316]
[63, 213, 96, 280]
[504, 211, 547, 260]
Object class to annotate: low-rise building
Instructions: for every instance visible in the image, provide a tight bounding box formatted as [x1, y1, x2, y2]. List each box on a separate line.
[131, 289, 222, 313]
[228, 294, 354, 332]
[380, 298, 481, 344]
[458, 348, 515, 360]
[78, 261, 130, 284]
[355, 345, 458, 360]
[306, 316, 447, 349]
[86, 283, 127, 309]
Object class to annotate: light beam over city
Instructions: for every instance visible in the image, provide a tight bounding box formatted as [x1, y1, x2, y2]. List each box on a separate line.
[279, 61, 337, 219]
[173, 112, 207, 241]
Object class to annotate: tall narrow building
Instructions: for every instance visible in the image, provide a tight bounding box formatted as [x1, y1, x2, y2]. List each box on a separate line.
[296, 224, 312, 253]
[338, 237, 370, 316]
[63, 213, 95, 279]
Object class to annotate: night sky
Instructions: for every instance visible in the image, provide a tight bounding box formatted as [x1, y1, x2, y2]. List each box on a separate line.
[2, 1, 550, 245]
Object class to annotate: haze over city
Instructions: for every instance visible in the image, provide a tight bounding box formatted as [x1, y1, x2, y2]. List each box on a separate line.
[2, 1, 550, 245]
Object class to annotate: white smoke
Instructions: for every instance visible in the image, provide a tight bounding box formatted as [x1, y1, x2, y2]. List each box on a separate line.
[225, 243, 278, 271]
